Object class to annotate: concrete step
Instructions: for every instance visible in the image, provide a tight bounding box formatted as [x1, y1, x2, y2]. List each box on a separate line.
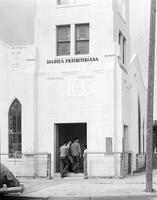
[54, 173, 84, 179]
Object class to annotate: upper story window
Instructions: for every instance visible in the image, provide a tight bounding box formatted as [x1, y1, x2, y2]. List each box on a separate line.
[56, 23, 89, 56]
[118, 32, 126, 65]
[57, 25, 70, 56]
[75, 24, 89, 55]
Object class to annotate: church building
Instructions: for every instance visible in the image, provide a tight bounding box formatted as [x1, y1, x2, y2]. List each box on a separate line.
[0, 0, 147, 178]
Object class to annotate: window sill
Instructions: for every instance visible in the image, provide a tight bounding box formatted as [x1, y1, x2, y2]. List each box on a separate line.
[56, 3, 91, 9]
[55, 54, 91, 59]
[7, 158, 22, 162]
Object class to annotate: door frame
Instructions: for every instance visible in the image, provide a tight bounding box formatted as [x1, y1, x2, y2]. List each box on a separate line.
[54, 122, 87, 174]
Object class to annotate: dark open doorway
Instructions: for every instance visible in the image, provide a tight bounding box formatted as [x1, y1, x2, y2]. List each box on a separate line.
[54, 123, 87, 173]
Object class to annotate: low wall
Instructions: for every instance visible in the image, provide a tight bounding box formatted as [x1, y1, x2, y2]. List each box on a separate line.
[136, 154, 146, 171]
[120, 152, 132, 176]
[84, 152, 132, 178]
[153, 153, 157, 169]
[0, 153, 51, 178]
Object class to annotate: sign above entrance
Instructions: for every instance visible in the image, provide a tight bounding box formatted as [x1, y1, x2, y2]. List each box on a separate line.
[47, 57, 99, 64]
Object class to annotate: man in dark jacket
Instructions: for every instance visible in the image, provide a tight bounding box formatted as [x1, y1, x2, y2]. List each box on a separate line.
[71, 138, 81, 173]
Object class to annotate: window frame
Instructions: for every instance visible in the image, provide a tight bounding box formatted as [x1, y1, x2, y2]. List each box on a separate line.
[8, 99, 22, 158]
[75, 23, 89, 55]
[118, 31, 126, 65]
[56, 25, 71, 56]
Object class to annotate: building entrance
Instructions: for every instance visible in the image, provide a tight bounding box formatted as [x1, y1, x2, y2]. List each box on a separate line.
[54, 123, 87, 173]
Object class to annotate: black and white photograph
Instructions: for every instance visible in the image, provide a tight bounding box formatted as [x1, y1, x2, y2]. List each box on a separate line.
[0, 0, 157, 199]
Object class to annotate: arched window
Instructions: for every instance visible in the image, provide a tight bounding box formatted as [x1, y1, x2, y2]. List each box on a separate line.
[8, 99, 22, 158]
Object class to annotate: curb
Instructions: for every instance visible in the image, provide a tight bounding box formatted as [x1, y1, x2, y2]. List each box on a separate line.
[47, 194, 157, 200]
[0, 196, 48, 200]
[2, 194, 157, 200]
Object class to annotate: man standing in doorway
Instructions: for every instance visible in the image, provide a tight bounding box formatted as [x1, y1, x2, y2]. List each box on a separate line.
[59, 141, 70, 178]
[71, 137, 81, 173]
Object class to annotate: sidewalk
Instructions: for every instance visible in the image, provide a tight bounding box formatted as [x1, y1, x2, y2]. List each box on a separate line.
[6, 170, 157, 199]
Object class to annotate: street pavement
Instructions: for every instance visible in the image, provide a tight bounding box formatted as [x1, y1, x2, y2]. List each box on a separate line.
[3, 170, 157, 199]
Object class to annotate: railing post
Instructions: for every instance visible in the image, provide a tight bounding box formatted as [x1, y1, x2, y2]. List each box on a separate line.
[128, 153, 131, 174]
[47, 153, 52, 179]
[33, 154, 38, 178]
[120, 153, 123, 177]
[84, 152, 88, 179]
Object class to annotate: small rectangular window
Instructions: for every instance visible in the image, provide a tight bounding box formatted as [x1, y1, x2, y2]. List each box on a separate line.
[57, 25, 70, 56]
[75, 24, 89, 55]
[118, 32, 126, 65]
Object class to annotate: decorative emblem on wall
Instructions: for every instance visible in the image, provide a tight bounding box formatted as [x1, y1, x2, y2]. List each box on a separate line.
[68, 77, 96, 97]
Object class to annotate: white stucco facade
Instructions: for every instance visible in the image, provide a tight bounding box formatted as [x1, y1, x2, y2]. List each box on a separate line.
[0, 0, 147, 178]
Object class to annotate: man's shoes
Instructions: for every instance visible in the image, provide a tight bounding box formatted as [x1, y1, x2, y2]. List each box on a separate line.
[61, 173, 66, 178]
[61, 174, 65, 178]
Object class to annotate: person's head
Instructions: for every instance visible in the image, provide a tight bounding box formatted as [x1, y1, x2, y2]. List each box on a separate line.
[67, 140, 72, 147]
[67, 140, 72, 145]
[84, 145, 87, 150]
[74, 137, 79, 143]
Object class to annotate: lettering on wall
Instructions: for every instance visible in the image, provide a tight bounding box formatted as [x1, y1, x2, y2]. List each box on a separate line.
[47, 57, 99, 64]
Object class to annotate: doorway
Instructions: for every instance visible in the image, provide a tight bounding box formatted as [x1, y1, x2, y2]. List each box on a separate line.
[54, 123, 87, 173]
